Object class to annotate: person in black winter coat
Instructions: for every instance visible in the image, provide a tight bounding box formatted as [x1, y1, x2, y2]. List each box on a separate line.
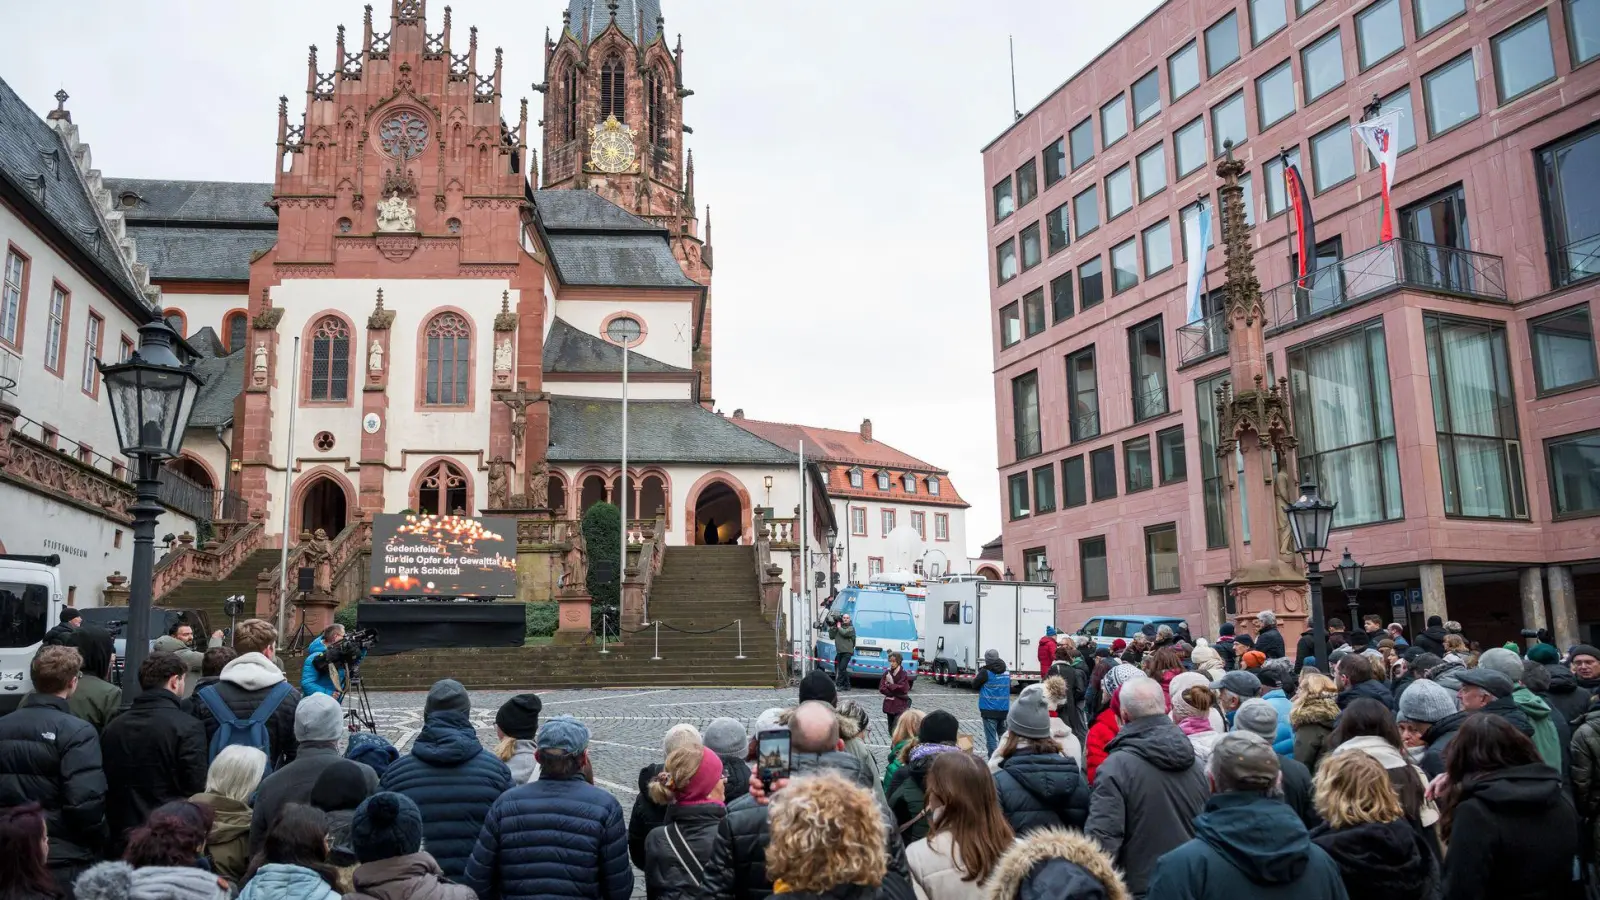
[1335, 655, 1395, 712]
[643, 744, 728, 900]
[1214, 624, 1238, 672]
[99, 652, 208, 857]
[1046, 648, 1087, 740]
[985, 828, 1130, 900]
[190, 620, 301, 771]
[0, 646, 106, 897]
[1533, 656, 1592, 726]
[1233, 700, 1321, 830]
[249, 693, 379, 857]
[1309, 751, 1437, 900]
[43, 608, 80, 647]
[991, 685, 1091, 835]
[379, 680, 512, 881]
[1253, 611, 1286, 660]
[1413, 617, 1448, 657]
[628, 724, 704, 869]
[1438, 715, 1582, 900]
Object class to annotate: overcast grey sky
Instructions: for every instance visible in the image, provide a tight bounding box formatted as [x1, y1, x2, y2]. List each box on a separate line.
[8, 0, 1162, 557]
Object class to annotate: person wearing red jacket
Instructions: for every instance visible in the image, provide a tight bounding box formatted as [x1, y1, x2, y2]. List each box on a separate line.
[878, 651, 912, 736]
[1037, 627, 1059, 679]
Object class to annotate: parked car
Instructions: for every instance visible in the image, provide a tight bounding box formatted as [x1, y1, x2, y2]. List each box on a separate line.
[1077, 614, 1187, 651]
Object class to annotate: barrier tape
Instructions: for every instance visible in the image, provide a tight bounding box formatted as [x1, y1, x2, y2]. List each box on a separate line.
[780, 649, 1048, 685]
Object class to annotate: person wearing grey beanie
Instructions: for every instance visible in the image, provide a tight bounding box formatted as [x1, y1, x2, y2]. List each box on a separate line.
[1232, 699, 1318, 828]
[700, 718, 751, 804]
[1397, 678, 1464, 777]
[248, 694, 378, 858]
[992, 684, 1090, 835]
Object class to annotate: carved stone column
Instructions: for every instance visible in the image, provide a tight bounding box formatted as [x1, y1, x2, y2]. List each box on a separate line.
[360, 289, 394, 518]
[240, 289, 284, 530]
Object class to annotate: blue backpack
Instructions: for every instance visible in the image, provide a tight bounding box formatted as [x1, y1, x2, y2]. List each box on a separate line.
[198, 681, 292, 773]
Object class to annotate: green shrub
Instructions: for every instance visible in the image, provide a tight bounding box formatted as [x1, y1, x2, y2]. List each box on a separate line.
[582, 503, 621, 609]
[526, 601, 560, 637]
[334, 604, 358, 629]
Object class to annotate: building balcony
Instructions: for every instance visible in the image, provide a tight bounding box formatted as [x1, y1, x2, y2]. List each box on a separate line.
[1177, 312, 1229, 367]
[1552, 233, 1600, 288]
[1264, 239, 1507, 334]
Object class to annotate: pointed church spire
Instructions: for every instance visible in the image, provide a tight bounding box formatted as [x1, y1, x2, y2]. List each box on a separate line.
[1217, 141, 1260, 327]
[684, 148, 695, 196]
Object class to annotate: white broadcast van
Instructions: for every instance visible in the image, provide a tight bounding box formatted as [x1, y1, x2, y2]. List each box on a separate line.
[922, 579, 1057, 687]
[0, 553, 66, 714]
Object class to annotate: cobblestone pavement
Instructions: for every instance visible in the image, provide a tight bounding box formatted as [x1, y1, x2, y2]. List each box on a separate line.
[358, 679, 986, 896]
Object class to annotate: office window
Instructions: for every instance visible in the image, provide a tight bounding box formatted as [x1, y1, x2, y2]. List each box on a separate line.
[1264, 148, 1301, 216]
[1111, 239, 1139, 294]
[44, 284, 67, 374]
[1372, 87, 1417, 158]
[1239, 173, 1256, 226]
[1017, 158, 1039, 207]
[881, 509, 897, 536]
[1531, 305, 1598, 394]
[1400, 185, 1473, 293]
[1080, 537, 1109, 600]
[934, 513, 950, 540]
[1251, 0, 1287, 44]
[1157, 426, 1187, 483]
[1299, 0, 1325, 11]
[1050, 272, 1075, 323]
[1070, 118, 1095, 170]
[1211, 92, 1246, 157]
[993, 177, 1015, 222]
[1079, 258, 1105, 309]
[1130, 316, 1169, 420]
[1106, 166, 1133, 219]
[81, 312, 102, 396]
[1197, 371, 1230, 547]
[997, 238, 1018, 283]
[1356, 0, 1404, 69]
[1424, 53, 1480, 136]
[850, 507, 866, 535]
[1145, 524, 1181, 593]
[1175, 117, 1207, 178]
[1044, 137, 1068, 187]
[1137, 143, 1167, 200]
[1047, 202, 1071, 254]
[1169, 41, 1201, 101]
[910, 510, 925, 538]
[1013, 370, 1041, 458]
[1067, 347, 1099, 441]
[1570, 0, 1600, 65]
[1424, 315, 1527, 519]
[1074, 185, 1100, 238]
[1494, 13, 1557, 104]
[1302, 29, 1346, 103]
[1063, 455, 1087, 507]
[1090, 447, 1117, 500]
[1102, 94, 1129, 148]
[1021, 222, 1042, 271]
[1143, 220, 1174, 277]
[1033, 465, 1058, 514]
[1310, 121, 1356, 192]
[1132, 69, 1162, 126]
[1008, 472, 1031, 519]
[1539, 125, 1600, 287]
[1206, 12, 1242, 75]
[1548, 430, 1600, 517]
[1125, 437, 1154, 492]
[1024, 289, 1046, 337]
[1414, 0, 1465, 36]
[1288, 321, 1403, 526]
[1000, 302, 1021, 348]
[1257, 60, 1296, 130]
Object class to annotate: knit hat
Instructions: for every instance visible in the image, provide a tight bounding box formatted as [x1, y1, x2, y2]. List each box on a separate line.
[1477, 648, 1524, 685]
[701, 718, 747, 756]
[1527, 643, 1561, 665]
[1240, 650, 1267, 670]
[1217, 670, 1262, 699]
[984, 649, 1002, 663]
[495, 694, 543, 740]
[1101, 663, 1143, 698]
[1425, 659, 1465, 691]
[1110, 639, 1127, 653]
[1570, 644, 1600, 664]
[677, 746, 726, 806]
[1258, 657, 1294, 688]
[1045, 626, 1057, 637]
[1168, 672, 1213, 722]
[919, 709, 960, 744]
[1219, 622, 1236, 636]
[537, 714, 591, 754]
[798, 669, 838, 707]
[1213, 731, 1280, 791]
[752, 707, 787, 737]
[345, 732, 399, 777]
[1190, 642, 1222, 674]
[1397, 678, 1458, 725]
[1006, 684, 1053, 740]
[1456, 667, 1514, 699]
[423, 678, 470, 718]
[1233, 698, 1280, 739]
[350, 792, 423, 862]
[295, 693, 343, 743]
[312, 759, 374, 813]
[60, 607, 80, 624]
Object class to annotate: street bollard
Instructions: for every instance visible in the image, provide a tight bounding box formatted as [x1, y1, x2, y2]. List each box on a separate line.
[599, 614, 610, 655]
[735, 618, 747, 659]
[651, 620, 662, 661]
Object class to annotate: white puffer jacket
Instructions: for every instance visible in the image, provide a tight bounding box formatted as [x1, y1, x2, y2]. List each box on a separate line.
[907, 830, 1001, 900]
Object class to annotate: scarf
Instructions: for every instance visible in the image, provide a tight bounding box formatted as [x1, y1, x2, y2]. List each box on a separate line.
[910, 742, 962, 763]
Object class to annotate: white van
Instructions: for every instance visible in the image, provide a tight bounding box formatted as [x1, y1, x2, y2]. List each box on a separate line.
[0, 554, 64, 714]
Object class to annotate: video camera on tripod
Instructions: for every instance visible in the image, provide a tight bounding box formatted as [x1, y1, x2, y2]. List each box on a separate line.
[326, 627, 377, 669]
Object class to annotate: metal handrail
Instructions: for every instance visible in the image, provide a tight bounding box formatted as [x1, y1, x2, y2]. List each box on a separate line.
[1014, 430, 1042, 459]
[1552, 233, 1600, 287]
[1177, 311, 1229, 365]
[1264, 239, 1507, 332]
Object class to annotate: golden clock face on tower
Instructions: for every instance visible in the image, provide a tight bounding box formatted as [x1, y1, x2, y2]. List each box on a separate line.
[587, 116, 639, 174]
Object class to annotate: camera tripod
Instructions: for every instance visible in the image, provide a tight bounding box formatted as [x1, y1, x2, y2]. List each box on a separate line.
[341, 665, 376, 734]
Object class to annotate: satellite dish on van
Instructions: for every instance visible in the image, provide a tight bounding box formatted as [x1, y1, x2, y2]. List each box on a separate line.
[885, 525, 924, 570]
[922, 549, 948, 578]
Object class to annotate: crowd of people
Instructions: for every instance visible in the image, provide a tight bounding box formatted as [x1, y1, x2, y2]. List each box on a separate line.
[4, 612, 1600, 899]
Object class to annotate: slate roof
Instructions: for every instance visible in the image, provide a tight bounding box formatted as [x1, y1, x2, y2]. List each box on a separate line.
[125, 224, 277, 281]
[103, 178, 276, 224]
[543, 318, 689, 374]
[0, 78, 149, 312]
[532, 189, 661, 232]
[544, 232, 698, 288]
[188, 349, 244, 429]
[547, 396, 796, 465]
[566, 0, 662, 46]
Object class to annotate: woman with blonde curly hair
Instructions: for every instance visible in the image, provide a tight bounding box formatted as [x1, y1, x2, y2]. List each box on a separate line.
[765, 771, 898, 899]
[1309, 751, 1435, 900]
[1290, 672, 1340, 774]
[882, 709, 925, 793]
[642, 743, 726, 900]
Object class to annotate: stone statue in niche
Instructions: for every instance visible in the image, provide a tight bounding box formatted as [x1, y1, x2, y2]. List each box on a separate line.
[1274, 465, 1297, 563]
[368, 340, 384, 373]
[561, 526, 587, 593]
[487, 456, 510, 509]
[493, 337, 513, 373]
[253, 342, 269, 386]
[375, 191, 417, 233]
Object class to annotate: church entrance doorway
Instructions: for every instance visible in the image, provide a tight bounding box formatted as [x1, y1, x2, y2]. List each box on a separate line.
[693, 480, 744, 545]
[301, 477, 347, 536]
[416, 460, 470, 515]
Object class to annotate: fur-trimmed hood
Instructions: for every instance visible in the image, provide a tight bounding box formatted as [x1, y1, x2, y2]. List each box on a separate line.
[838, 710, 863, 741]
[985, 828, 1129, 900]
[1290, 690, 1339, 728]
[1043, 675, 1068, 709]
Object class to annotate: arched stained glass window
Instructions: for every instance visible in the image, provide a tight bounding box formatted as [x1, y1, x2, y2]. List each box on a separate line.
[309, 315, 350, 401]
[423, 312, 471, 405]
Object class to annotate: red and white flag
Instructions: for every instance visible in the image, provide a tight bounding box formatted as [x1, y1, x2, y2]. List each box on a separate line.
[1353, 112, 1401, 242]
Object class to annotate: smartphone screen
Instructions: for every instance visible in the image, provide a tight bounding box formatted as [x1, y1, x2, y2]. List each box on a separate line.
[756, 727, 791, 784]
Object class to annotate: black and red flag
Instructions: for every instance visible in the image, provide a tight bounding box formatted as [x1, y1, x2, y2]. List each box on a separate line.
[1283, 152, 1317, 287]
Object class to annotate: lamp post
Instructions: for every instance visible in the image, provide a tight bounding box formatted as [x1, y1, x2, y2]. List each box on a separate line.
[1336, 548, 1364, 638]
[1285, 475, 1338, 671]
[99, 320, 201, 706]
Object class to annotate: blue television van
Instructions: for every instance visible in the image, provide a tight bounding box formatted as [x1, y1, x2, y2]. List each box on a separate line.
[1077, 614, 1188, 651]
[814, 586, 921, 683]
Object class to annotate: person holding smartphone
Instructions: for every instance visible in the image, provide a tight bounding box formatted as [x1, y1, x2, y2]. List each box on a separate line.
[880, 652, 912, 736]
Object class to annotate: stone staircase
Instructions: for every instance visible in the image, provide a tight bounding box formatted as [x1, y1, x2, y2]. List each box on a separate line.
[346, 544, 784, 690]
[160, 548, 282, 633]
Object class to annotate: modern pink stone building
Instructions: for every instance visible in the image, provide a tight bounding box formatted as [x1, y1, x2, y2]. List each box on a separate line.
[983, 0, 1600, 647]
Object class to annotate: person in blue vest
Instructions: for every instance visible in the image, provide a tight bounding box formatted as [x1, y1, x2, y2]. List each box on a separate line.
[972, 649, 1012, 756]
[301, 625, 359, 700]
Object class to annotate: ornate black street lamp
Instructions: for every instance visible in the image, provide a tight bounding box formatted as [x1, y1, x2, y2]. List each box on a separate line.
[1285, 475, 1337, 670]
[100, 320, 201, 705]
[1337, 548, 1364, 639]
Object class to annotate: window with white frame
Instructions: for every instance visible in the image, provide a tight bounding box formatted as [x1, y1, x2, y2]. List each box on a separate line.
[934, 514, 949, 540]
[876, 471, 890, 490]
[881, 509, 896, 535]
[45, 285, 67, 374]
[850, 506, 867, 536]
[2, 249, 25, 347]
[82, 312, 102, 395]
[928, 476, 940, 495]
[903, 474, 916, 493]
[911, 511, 926, 538]
[868, 557, 884, 578]
[849, 467, 863, 488]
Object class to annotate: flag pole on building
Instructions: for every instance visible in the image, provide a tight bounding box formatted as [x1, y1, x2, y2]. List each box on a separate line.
[1353, 94, 1401, 243]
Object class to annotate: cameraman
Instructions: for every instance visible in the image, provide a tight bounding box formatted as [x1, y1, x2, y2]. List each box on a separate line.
[301, 624, 364, 700]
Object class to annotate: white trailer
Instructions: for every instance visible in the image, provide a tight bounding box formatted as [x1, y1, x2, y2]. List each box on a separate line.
[922, 580, 1057, 687]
